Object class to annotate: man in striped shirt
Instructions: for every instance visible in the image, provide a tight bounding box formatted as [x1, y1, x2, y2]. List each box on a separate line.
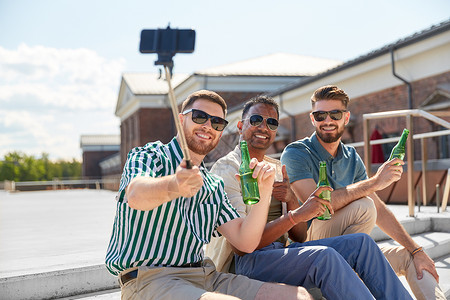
[106, 90, 314, 300]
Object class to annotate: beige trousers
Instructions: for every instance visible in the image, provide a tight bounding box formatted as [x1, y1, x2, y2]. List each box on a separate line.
[306, 197, 444, 300]
[119, 258, 264, 300]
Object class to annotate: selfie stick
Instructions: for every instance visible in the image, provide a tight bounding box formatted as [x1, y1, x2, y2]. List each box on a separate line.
[139, 26, 196, 169]
[163, 65, 193, 169]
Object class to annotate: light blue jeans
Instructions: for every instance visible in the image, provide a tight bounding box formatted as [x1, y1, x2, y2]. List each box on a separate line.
[235, 233, 412, 300]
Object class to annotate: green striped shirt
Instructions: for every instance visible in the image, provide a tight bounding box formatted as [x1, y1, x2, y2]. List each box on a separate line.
[105, 138, 240, 275]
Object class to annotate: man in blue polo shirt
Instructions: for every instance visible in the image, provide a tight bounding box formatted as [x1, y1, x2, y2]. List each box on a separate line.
[281, 85, 444, 300]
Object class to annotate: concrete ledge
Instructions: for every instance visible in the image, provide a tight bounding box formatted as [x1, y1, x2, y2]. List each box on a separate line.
[433, 217, 450, 232]
[370, 217, 433, 242]
[377, 231, 450, 260]
[0, 265, 118, 300]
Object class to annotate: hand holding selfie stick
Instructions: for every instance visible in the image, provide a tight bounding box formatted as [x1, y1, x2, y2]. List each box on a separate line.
[140, 25, 196, 169]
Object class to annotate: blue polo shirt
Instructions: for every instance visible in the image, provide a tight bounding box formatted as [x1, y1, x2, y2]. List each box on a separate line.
[280, 132, 368, 192]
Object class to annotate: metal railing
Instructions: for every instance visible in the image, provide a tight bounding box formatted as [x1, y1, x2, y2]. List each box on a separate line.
[2, 178, 120, 192]
[354, 109, 450, 217]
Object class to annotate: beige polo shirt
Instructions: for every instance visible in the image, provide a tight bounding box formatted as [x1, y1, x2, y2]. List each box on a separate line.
[204, 145, 287, 272]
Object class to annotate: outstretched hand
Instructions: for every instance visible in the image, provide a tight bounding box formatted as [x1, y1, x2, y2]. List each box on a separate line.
[170, 159, 203, 198]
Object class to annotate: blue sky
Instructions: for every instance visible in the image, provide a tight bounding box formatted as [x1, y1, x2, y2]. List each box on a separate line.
[1, 0, 449, 160]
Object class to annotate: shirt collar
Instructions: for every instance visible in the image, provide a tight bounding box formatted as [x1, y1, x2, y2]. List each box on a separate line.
[169, 137, 206, 170]
[310, 132, 344, 161]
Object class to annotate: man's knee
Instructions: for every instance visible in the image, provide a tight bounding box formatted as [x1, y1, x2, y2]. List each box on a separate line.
[349, 197, 377, 226]
[311, 247, 343, 267]
[351, 232, 379, 251]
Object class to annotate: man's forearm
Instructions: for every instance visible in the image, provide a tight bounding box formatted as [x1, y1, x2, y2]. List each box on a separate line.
[331, 177, 380, 211]
[372, 193, 418, 252]
[285, 195, 307, 242]
[126, 176, 178, 210]
[228, 195, 272, 254]
[256, 215, 298, 249]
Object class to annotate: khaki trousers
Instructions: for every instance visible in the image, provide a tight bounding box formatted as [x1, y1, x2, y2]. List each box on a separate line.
[119, 258, 264, 300]
[307, 197, 444, 300]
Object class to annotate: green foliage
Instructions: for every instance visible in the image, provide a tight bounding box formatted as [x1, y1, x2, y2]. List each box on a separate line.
[0, 151, 81, 182]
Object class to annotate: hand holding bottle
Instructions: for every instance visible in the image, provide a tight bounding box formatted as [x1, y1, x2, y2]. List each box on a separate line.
[316, 161, 332, 220]
[292, 186, 334, 222]
[373, 158, 404, 190]
[248, 158, 276, 201]
[236, 157, 275, 205]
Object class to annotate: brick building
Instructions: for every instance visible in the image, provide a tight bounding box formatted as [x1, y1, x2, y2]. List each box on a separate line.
[80, 135, 120, 179]
[115, 53, 341, 166]
[109, 20, 449, 204]
[222, 20, 450, 204]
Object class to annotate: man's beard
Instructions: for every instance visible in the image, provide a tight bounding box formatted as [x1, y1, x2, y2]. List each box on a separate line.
[316, 125, 345, 143]
[185, 129, 219, 155]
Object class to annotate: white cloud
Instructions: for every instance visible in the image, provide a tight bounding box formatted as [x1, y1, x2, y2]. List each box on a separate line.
[0, 44, 125, 110]
[0, 44, 125, 160]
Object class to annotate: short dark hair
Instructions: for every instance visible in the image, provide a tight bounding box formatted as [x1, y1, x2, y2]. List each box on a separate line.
[311, 85, 349, 108]
[181, 90, 227, 116]
[242, 95, 279, 119]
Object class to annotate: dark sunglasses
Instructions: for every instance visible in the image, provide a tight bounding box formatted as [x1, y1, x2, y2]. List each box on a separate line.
[311, 110, 347, 122]
[244, 114, 279, 131]
[182, 108, 228, 131]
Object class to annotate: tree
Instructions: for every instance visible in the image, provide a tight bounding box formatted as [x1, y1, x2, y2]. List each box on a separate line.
[0, 152, 82, 181]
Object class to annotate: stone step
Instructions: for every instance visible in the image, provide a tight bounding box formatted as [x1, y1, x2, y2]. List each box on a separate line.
[376, 231, 450, 260]
[57, 288, 120, 300]
[2, 218, 449, 300]
[370, 215, 450, 242]
[0, 265, 118, 300]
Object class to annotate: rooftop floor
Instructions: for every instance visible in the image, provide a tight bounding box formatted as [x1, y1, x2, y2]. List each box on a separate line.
[0, 189, 449, 299]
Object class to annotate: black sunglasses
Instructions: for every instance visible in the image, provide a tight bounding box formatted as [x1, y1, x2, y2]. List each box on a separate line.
[244, 114, 279, 131]
[311, 110, 347, 122]
[182, 108, 228, 131]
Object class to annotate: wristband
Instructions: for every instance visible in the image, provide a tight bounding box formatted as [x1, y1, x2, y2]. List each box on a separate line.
[287, 211, 296, 226]
[411, 246, 424, 256]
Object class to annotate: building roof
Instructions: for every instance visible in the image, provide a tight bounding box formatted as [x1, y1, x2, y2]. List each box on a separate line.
[420, 83, 450, 110]
[80, 135, 120, 147]
[122, 73, 189, 95]
[195, 53, 342, 77]
[271, 19, 450, 96]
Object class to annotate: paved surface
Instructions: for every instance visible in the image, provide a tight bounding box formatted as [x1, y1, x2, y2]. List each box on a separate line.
[0, 189, 449, 299]
[0, 190, 117, 278]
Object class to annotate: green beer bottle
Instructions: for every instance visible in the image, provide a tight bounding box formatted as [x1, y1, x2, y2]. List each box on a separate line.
[239, 140, 260, 205]
[389, 129, 409, 162]
[317, 161, 331, 220]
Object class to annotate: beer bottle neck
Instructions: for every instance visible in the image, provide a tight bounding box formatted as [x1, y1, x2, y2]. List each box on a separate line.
[398, 130, 409, 147]
[319, 166, 326, 181]
[240, 142, 251, 169]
